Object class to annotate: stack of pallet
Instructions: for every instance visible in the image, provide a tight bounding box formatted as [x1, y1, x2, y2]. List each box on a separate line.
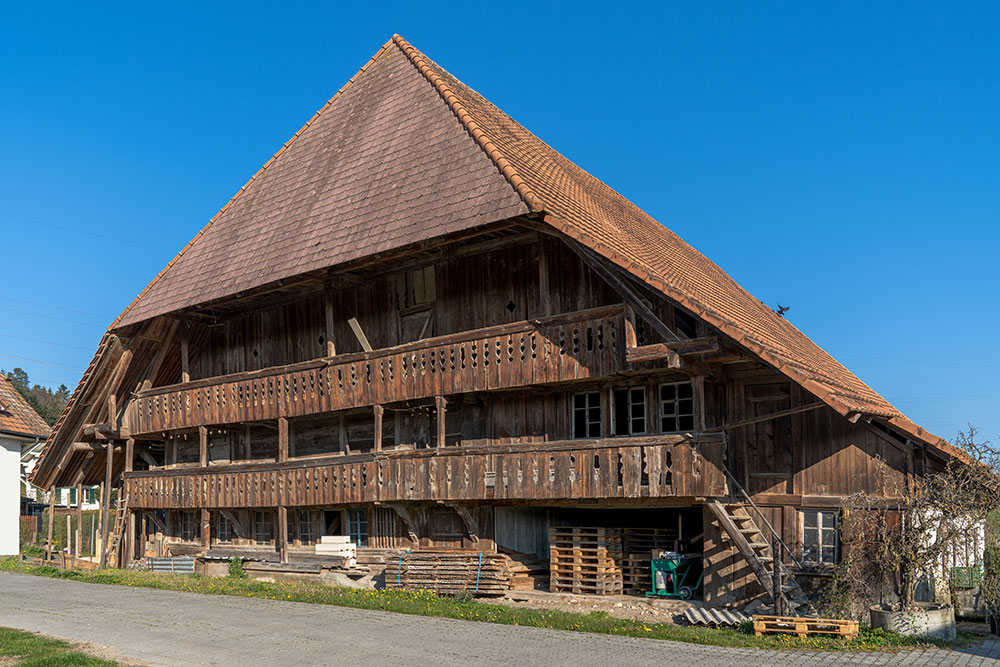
[620, 528, 678, 594]
[504, 550, 550, 591]
[384, 550, 513, 595]
[622, 554, 652, 595]
[548, 526, 623, 595]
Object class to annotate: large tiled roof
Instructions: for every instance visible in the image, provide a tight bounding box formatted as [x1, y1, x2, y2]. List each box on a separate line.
[112, 34, 908, 423]
[0, 373, 50, 439]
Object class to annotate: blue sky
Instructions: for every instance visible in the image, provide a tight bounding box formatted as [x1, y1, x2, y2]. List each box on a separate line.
[0, 2, 997, 442]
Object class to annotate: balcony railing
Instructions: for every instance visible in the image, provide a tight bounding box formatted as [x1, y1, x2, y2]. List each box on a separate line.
[127, 305, 626, 437]
[123, 433, 727, 508]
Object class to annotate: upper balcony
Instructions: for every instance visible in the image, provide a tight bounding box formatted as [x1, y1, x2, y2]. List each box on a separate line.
[127, 305, 626, 437]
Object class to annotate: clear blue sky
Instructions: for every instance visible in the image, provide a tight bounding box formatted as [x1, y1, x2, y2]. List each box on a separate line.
[0, 2, 997, 443]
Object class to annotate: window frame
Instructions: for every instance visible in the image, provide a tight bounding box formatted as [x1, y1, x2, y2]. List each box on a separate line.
[216, 512, 233, 543]
[800, 509, 839, 565]
[348, 508, 369, 548]
[253, 510, 273, 544]
[572, 391, 602, 439]
[611, 386, 647, 436]
[180, 511, 197, 542]
[659, 381, 695, 433]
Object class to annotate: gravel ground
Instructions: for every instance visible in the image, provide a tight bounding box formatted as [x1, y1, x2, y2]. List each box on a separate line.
[0, 572, 998, 666]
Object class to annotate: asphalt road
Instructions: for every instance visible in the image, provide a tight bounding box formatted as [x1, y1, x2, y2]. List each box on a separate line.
[0, 572, 998, 666]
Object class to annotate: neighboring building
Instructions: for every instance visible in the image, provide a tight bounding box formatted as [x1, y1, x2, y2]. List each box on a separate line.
[30, 36, 967, 608]
[0, 373, 50, 555]
[22, 443, 99, 510]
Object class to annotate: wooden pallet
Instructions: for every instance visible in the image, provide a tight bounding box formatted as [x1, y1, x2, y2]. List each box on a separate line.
[752, 615, 860, 640]
[622, 528, 677, 556]
[622, 554, 652, 594]
[548, 526, 624, 595]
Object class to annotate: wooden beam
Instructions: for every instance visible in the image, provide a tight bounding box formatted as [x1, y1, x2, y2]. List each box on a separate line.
[435, 396, 446, 448]
[537, 234, 551, 317]
[180, 337, 190, 383]
[278, 506, 288, 563]
[277, 418, 288, 463]
[201, 508, 211, 553]
[347, 317, 372, 352]
[567, 241, 681, 342]
[373, 406, 384, 453]
[141, 320, 180, 391]
[625, 337, 721, 364]
[125, 438, 134, 473]
[137, 448, 158, 468]
[144, 511, 166, 534]
[338, 415, 348, 455]
[45, 488, 55, 562]
[99, 441, 113, 568]
[199, 426, 209, 467]
[623, 304, 638, 349]
[220, 509, 247, 538]
[324, 280, 337, 357]
[704, 403, 825, 433]
[72, 442, 122, 453]
[444, 503, 480, 544]
[387, 504, 419, 544]
[75, 483, 83, 557]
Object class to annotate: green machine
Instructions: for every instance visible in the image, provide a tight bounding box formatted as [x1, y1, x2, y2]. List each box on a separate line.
[646, 552, 703, 600]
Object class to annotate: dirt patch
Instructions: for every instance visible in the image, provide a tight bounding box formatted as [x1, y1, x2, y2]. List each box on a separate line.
[498, 590, 701, 624]
[70, 639, 148, 666]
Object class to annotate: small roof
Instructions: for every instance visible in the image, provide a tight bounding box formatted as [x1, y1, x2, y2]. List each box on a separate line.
[0, 373, 50, 440]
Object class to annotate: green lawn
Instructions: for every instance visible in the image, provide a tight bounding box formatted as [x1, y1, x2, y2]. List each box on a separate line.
[0, 557, 974, 653]
[0, 627, 119, 666]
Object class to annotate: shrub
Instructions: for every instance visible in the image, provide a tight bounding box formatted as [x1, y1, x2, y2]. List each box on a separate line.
[227, 556, 247, 579]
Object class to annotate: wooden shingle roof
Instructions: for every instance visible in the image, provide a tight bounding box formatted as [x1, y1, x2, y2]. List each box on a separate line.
[110, 35, 921, 426]
[0, 373, 50, 439]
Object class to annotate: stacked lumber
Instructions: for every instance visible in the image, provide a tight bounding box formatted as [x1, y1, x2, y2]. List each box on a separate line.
[316, 535, 357, 567]
[622, 554, 652, 594]
[384, 550, 513, 595]
[548, 526, 623, 595]
[503, 549, 550, 591]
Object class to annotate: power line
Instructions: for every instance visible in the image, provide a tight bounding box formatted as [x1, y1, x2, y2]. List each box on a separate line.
[0, 351, 85, 372]
[0, 332, 93, 351]
[0, 306, 106, 328]
[0, 295, 107, 320]
[0, 212, 172, 251]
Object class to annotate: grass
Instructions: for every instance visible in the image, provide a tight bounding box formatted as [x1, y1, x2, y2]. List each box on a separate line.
[0, 557, 975, 653]
[0, 627, 119, 666]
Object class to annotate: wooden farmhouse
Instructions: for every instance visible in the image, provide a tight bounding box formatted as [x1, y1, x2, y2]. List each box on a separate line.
[30, 35, 964, 608]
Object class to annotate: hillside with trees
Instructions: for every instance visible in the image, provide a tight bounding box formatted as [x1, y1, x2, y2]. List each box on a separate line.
[1, 367, 69, 426]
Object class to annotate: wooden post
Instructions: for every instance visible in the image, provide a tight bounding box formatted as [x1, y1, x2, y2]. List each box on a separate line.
[199, 426, 209, 467]
[278, 506, 288, 563]
[339, 415, 348, 455]
[125, 438, 134, 473]
[75, 483, 83, 557]
[201, 509, 211, 553]
[692, 376, 706, 432]
[99, 442, 113, 568]
[65, 514, 71, 558]
[623, 304, 638, 349]
[537, 234, 551, 317]
[180, 337, 190, 383]
[373, 405, 384, 452]
[277, 418, 289, 462]
[324, 279, 337, 357]
[45, 488, 55, 562]
[435, 396, 447, 448]
[771, 535, 785, 615]
[126, 510, 136, 566]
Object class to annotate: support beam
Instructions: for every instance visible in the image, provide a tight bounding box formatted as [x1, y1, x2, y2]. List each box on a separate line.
[339, 415, 348, 455]
[45, 488, 55, 562]
[373, 405, 384, 453]
[567, 241, 682, 342]
[137, 448, 158, 469]
[623, 304, 638, 349]
[704, 402, 825, 433]
[141, 320, 180, 391]
[277, 418, 289, 463]
[180, 337, 190, 383]
[220, 509, 247, 538]
[199, 426, 209, 467]
[537, 234, 551, 317]
[348, 317, 373, 352]
[387, 504, 419, 544]
[324, 279, 337, 357]
[278, 506, 288, 563]
[75, 483, 83, 558]
[144, 511, 166, 534]
[625, 336, 721, 364]
[445, 503, 480, 544]
[99, 441, 113, 568]
[125, 438, 134, 473]
[435, 396, 447, 448]
[201, 508, 211, 553]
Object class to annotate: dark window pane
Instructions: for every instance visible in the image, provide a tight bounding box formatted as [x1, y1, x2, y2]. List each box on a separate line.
[804, 512, 817, 528]
[574, 410, 586, 438]
[802, 545, 817, 561]
[574, 394, 586, 409]
[822, 530, 835, 546]
[821, 547, 836, 563]
[679, 415, 694, 431]
[678, 382, 693, 399]
[661, 384, 675, 401]
[589, 422, 601, 438]
[821, 512, 836, 528]
[679, 398, 694, 415]
[804, 528, 818, 545]
[613, 389, 628, 435]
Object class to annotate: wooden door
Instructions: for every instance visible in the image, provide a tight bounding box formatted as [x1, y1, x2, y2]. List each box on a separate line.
[744, 382, 793, 495]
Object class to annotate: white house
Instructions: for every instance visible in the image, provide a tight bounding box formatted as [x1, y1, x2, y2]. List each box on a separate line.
[0, 373, 50, 555]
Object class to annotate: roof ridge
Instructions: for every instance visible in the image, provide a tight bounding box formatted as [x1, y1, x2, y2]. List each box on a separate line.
[109, 38, 398, 331]
[392, 35, 544, 214]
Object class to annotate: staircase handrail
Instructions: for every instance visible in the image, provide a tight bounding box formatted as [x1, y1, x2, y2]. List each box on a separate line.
[722, 466, 799, 568]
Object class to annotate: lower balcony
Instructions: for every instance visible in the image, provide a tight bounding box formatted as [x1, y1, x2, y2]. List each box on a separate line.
[123, 433, 727, 509]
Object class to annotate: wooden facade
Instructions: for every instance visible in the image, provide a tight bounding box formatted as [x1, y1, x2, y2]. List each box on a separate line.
[30, 35, 957, 609]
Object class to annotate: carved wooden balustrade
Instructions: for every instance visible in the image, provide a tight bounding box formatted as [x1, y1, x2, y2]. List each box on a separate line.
[123, 434, 727, 509]
[128, 305, 625, 437]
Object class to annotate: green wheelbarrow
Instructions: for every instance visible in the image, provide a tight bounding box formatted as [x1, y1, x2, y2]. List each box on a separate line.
[645, 553, 703, 600]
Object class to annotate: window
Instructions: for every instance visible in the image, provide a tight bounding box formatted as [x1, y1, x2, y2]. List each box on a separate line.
[396, 266, 435, 343]
[297, 510, 315, 545]
[253, 510, 272, 543]
[180, 511, 197, 541]
[348, 508, 368, 547]
[87, 487, 97, 504]
[611, 387, 646, 435]
[660, 382, 695, 432]
[801, 510, 838, 564]
[573, 392, 602, 438]
[216, 513, 233, 542]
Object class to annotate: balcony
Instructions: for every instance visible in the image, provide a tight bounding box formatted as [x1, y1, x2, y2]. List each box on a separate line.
[123, 433, 727, 509]
[127, 305, 626, 437]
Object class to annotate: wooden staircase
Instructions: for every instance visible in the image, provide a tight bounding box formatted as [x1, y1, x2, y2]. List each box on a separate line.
[104, 495, 129, 568]
[707, 500, 814, 616]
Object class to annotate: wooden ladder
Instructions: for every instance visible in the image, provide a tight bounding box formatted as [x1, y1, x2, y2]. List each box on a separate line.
[104, 495, 129, 568]
[707, 500, 815, 616]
